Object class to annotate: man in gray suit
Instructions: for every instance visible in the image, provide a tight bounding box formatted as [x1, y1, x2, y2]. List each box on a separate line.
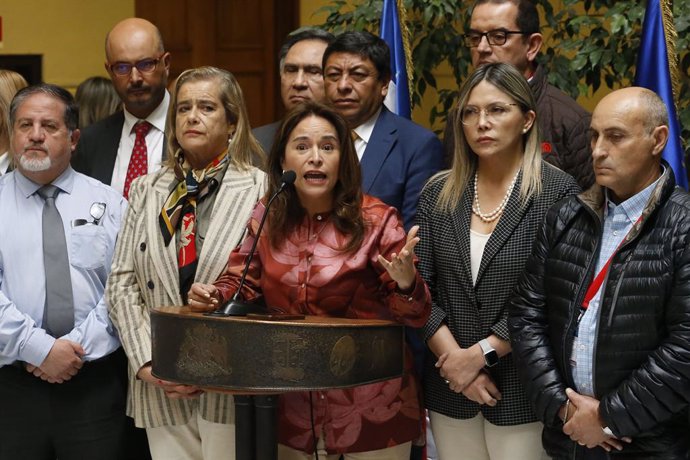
[253, 28, 334, 153]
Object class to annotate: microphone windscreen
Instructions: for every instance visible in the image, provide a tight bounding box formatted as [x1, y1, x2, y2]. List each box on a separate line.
[281, 170, 297, 185]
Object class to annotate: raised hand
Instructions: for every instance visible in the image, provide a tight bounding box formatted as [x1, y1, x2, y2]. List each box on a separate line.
[378, 225, 420, 291]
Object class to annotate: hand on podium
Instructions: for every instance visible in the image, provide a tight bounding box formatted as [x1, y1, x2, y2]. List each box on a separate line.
[137, 363, 204, 399]
[188, 283, 221, 312]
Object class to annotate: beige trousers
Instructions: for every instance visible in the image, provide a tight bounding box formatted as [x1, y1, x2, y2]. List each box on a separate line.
[429, 411, 546, 460]
[146, 406, 236, 460]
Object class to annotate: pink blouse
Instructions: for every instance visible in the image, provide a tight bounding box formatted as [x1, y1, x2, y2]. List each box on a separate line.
[214, 194, 431, 454]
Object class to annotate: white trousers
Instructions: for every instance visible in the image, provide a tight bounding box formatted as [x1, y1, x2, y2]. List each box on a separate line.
[277, 441, 412, 460]
[429, 411, 546, 460]
[146, 407, 236, 460]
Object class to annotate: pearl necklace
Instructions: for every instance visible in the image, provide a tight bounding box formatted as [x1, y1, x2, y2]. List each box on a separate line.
[472, 169, 520, 223]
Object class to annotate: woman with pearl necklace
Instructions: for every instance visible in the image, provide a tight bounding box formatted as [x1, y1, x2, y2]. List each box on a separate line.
[415, 62, 580, 460]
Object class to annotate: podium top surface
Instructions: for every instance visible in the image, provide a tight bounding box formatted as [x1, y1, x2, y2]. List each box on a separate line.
[153, 305, 400, 328]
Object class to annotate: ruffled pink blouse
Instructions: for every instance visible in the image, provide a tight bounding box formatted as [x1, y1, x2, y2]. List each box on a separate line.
[214, 194, 431, 454]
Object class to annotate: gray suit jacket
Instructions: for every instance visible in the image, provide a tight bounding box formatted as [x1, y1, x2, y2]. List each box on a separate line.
[106, 163, 265, 428]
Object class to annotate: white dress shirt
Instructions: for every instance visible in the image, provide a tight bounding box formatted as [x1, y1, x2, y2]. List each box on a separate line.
[352, 107, 382, 161]
[110, 91, 170, 195]
[0, 152, 9, 175]
[0, 167, 126, 367]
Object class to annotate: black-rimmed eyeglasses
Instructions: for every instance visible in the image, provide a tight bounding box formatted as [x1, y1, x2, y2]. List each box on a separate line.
[463, 30, 529, 47]
[109, 55, 164, 76]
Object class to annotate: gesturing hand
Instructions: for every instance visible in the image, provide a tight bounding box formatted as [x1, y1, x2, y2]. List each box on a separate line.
[378, 225, 420, 292]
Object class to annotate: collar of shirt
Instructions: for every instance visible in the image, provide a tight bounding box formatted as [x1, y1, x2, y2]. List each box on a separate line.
[603, 165, 665, 224]
[123, 90, 170, 135]
[352, 106, 381, 144]
[0, 152, 9, 175]
[15, 165, 76, 199]
[352, 107, 382, 161]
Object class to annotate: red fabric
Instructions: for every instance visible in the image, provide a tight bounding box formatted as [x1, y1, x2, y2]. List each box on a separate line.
[123, 121, 152, 199]
[214, 195, 431, 454]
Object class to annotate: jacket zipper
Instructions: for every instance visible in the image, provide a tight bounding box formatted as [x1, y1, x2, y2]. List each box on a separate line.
[563, 205, 602, 390]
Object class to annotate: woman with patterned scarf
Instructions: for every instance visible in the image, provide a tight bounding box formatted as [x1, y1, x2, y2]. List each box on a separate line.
[106, 66, 266, 460]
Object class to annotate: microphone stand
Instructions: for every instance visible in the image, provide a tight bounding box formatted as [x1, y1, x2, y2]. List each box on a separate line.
[205, 170, 296, 460]
[206, 170, 296, 317]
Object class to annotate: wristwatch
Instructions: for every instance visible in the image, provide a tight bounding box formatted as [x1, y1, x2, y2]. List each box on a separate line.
[479, 339, 499, 368]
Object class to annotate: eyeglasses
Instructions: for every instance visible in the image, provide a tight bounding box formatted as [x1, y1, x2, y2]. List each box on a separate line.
[463, 30, 529, 47]
[460, 103, 519, 125]
[109, 55, 164, 76]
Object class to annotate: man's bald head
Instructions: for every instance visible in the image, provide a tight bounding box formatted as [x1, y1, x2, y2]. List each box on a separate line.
[104, 18, 170, 119]
[105, 18, 164, 61]
[590, 87, 669, 202]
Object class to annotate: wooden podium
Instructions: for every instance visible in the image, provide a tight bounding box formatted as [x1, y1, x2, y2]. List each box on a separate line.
[151, 306, 405, 459]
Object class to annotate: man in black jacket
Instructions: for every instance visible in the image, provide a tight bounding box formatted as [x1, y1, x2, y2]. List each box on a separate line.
[509, 87, 690, 459]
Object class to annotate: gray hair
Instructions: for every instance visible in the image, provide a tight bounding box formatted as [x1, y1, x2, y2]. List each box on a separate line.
[279, 28, 335, 71]
[10, 83, 79, 132]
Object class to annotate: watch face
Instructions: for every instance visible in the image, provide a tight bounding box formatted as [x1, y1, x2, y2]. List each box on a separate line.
[485, 350, 499, 367]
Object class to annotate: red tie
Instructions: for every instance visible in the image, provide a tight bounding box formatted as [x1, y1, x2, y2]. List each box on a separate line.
[124, 121, 152, 199]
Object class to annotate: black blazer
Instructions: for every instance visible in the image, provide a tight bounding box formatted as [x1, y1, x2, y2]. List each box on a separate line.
[416, 162, 580, 425]
[72, 111, 167, 185]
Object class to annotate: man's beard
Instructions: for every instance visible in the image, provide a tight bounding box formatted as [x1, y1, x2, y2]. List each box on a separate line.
[18, 152, 52, 172]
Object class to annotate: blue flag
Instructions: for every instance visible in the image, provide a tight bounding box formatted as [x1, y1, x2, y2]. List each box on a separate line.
[380, 0, 411, 119]
[634, 0, 687, 188]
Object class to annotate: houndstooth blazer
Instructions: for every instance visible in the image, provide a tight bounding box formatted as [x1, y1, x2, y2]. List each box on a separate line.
[106, 164, 265, 428]
[416, 162, 579, 425]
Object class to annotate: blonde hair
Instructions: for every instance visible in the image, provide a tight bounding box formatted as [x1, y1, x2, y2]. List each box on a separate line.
[434, 62, 542, 212]
[0, 70, 29, 152]
[75, 76, 121, 128]
[165, 66, 264, 170]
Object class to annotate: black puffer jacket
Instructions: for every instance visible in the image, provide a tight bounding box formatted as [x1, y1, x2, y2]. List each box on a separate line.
[508, 165, 690, 459]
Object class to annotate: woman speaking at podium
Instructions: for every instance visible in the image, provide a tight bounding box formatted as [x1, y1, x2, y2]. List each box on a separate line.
[189, 102, 431, 459]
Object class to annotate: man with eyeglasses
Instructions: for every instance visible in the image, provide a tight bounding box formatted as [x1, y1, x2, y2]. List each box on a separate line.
[253, 28, 334, 155]
[72, 18, 170, 199]
[446, 0, 593, 190]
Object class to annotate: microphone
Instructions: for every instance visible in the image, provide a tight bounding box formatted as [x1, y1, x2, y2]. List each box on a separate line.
[207, 170, 297, 316]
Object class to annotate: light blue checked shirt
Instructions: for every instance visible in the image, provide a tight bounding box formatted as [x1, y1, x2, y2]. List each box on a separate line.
[571, 173, 663, 396]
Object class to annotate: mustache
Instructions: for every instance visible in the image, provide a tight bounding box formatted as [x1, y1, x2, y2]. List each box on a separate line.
[127, 83, 151, 93]
[21, 144, 48, 153]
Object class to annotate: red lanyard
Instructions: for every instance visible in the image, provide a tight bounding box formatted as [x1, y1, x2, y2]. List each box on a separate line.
[581, 215, 642, 309]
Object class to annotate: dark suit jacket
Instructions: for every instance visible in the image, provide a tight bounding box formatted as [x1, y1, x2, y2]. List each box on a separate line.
[72, 111, 167, 185]
[362, 107, 444, 230]
[417, 163, 580, 425]
[252, 121, 280, 155]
